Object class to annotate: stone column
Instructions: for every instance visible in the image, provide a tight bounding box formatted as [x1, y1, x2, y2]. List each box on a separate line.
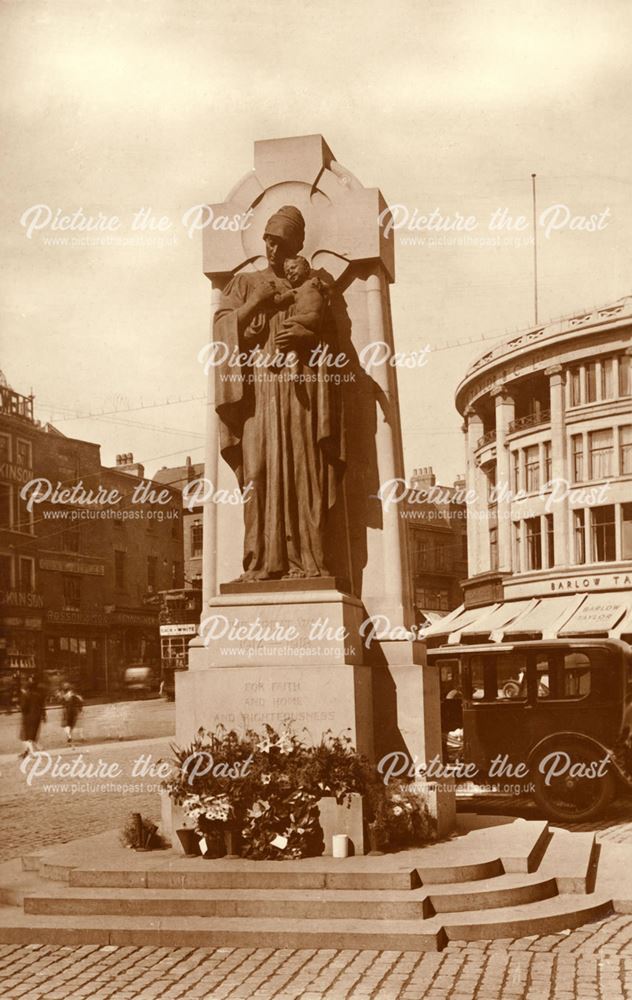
[201, 287, 222, 608]
[464, 407, 486, 575]
[364, 269, 409, 628]
[491, 384, 514, 572]
[546, 364, 568, 566]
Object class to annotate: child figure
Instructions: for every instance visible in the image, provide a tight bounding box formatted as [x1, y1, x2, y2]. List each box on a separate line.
[60, 683, 83, 747]
[281, 256, 326, 333]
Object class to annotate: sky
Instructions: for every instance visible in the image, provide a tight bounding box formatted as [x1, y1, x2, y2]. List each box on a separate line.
[2, 0, 630, 486]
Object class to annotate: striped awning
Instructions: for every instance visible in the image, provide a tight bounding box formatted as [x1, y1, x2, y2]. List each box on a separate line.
[425, 593, 632, 646]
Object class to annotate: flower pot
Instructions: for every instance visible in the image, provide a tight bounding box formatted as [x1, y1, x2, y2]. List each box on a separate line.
[175, 828, 201, 857]
[223, 826, 241, 859]
[201, 827, 225, 859]
[367, 823, 386, 856]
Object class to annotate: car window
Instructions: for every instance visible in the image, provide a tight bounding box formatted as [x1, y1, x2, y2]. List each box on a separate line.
[469, 654, 527, 702]
[536, 651, 591, 700]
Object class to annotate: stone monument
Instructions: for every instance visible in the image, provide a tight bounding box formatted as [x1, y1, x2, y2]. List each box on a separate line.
[178, 134, 454, 834]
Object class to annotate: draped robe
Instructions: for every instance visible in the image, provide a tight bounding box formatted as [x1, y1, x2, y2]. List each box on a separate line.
[213, 267, 344, 579]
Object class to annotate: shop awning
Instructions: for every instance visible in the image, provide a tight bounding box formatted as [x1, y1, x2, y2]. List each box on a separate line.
[423, 603, 498, 646]
[458, 600, 536, 642]
[424, 592, 632, 648]
[500, 595, 583, 641]
[558, 593, 630, 638]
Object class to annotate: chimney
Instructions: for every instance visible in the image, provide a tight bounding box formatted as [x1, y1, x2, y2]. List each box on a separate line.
[453, 473, 466, 490]
[115, 452, 145, 479]
[411, 465, 436, 490]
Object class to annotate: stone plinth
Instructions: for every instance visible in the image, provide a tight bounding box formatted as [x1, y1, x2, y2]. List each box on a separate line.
[176, 660, 374, 757]
[190, 582, 365, 669]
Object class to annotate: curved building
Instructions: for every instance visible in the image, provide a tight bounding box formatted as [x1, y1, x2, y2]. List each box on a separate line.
[429, 295, 632, 642]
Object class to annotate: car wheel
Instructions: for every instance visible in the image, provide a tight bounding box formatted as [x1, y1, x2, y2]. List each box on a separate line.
[532, 741, 615, 823]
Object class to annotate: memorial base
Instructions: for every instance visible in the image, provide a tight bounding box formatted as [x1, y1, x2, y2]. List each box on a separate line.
[175, 661, 374, 758]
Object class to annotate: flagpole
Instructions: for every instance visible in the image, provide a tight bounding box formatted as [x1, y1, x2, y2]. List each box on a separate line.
[531, 173, 539, 325]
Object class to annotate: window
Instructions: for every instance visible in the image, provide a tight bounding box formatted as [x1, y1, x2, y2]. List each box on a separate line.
[14, 490, 33, 534]
[15, 439, 32, 470]
[147, 555, 157, 590]
[543, 441, 552, 485]
[63, 529, 80, 553]
[525, 517, 542, 570]
[621, 425, 632, 475]
[57, 450, 78, 484]
[0, 484, 11, 530]
[486, 464, 497, 504]
[619, 355, 632, 397]
[191, 521, 203, 557]
[622, 503, 632, 561]
[0, 554, 12, 590]
[601, 358, 616, 399]
[545, 513, 554, 568]
[114, 550, 126, 589]
[511, 451, 520, 493]
[591, 505, 616, 562]
[172, 561, 182, 588]
[525, 445, 540, 492]
[63, 576, 80, 609]
[586, 363, 597, 403]
[574, 510, 586, 564]
[489, 526, 498, 571]
[570, 367, 581, 406]
[536, 652, 591, 700]
[468, 653, 527, 702]
[512, 522, 521, 573]
[18, 557, 34, 592]
[589, 429, 613, 479]
[571, 435, 584, 482]
[0, 434, 10, 464]
[415, 587, 450, 612]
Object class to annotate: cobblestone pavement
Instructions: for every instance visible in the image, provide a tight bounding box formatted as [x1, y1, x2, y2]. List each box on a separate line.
[0, 697, 174, 755]
[0, 929, 631, 1000]
[0, 736, 168, 863]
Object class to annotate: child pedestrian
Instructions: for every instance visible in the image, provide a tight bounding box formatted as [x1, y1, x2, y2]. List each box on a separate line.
[60, 683, 83, 747]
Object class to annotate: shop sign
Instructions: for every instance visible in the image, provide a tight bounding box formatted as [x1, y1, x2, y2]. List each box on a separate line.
[159, 623, 198, 636]
[0, 461, 33, 485]
[506, 571, 632, 599]
[0, 589, 44, 609]
[46, 610, 107, 627]
[39, 557, 105, 576]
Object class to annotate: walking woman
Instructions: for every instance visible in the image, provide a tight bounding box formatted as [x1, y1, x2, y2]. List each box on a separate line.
[19, 675, 47, 757]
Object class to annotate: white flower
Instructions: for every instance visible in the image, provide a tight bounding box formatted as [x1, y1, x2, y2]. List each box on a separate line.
[392, 805, 403, 816]
[256, 736, 274, 754]
[276, 733, 294, 756]
[261, 774, 272, 785]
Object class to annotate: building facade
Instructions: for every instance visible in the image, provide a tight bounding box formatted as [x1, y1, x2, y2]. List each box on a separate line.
[404, 467, 468, 623]
[454, 295, 631, 617]
[0, 375, 184, 696]
[153, 457, 204, 590]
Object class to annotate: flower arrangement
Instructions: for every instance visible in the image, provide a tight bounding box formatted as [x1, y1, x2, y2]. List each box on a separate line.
[162, 724, 436, 860]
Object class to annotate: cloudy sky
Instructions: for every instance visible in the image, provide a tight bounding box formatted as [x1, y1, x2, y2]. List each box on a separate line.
[2, 0, 630, 484]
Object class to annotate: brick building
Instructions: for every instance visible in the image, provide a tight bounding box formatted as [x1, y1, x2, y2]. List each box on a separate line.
[153, 456, 204, 589]
[404, 466, 468, 624]
[0, 374, 183, 696]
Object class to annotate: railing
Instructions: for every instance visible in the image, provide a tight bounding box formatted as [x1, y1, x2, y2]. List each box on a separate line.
[508, 409, 551, 434]
[476, 429, 496, 449]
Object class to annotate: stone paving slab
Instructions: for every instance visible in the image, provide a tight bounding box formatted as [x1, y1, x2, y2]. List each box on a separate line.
[0, 928, 631, 999]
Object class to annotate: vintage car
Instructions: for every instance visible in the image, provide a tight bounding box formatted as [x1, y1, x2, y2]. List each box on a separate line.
[428, 638, 632, 822]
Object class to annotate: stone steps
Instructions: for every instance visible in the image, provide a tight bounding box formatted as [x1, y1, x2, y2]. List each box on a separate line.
[22, 872, 559, 920]
[0, 818, 621, 952]
[0, 894, 614, 951]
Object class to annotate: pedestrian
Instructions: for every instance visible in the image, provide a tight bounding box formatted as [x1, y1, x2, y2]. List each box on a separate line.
[60, 682, 83, 747]
[19, 675, 47, 757]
